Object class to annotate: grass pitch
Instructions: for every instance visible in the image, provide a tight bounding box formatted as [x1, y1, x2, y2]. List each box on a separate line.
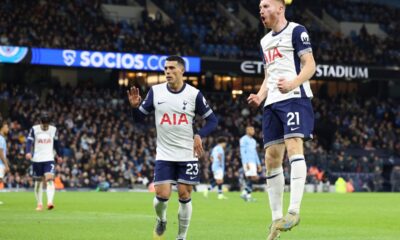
[0, 191, 399, 240]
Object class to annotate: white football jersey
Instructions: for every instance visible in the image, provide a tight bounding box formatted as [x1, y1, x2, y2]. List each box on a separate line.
[27, 125, 58, 162]
[260, 22, 314, 106]
[139, 82, 213, 162]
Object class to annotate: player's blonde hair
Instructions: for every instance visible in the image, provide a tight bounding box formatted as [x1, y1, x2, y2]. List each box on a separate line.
[276, 0, 286, 7]
[260, 0, 286, 8]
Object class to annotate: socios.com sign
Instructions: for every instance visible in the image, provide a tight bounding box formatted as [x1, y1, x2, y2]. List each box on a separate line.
[0, 45, 201, 73]
[32, 48, 201, 73]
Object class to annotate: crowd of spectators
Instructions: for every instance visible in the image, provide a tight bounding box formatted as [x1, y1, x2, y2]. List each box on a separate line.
[1, 0, 398, 65]
[0, 0, 193, 55]
[1, 83, 399, 192]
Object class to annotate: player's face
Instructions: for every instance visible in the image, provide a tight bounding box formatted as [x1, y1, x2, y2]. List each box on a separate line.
[164, 61, 184, 85]
[259, 0, 283, 28]
[1, 123, 9, 135]
[246, 127, 255, 136]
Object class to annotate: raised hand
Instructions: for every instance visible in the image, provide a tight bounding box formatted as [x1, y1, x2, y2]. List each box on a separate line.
[127, 86, 142, 108]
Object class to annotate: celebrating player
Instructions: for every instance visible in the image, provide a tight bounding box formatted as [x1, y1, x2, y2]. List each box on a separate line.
[127, 55, 218, 240]
[248, 0, 316, 239]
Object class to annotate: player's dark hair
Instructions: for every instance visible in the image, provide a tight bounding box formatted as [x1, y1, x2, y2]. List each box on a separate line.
[166, 55, 186, 69]
[40, 111, 50, 124]
[217, 137, 227, 144]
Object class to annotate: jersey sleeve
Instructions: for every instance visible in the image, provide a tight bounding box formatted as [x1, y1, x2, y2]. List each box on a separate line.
[0, 137, 5, 150]
[195, 91, 213, 119]
[26, 128, 35, 154]
[292, 25, 313, 57]
[260, 44, 266, 65]
[240, 137, 249, 164]
[138, 87, 155, 115]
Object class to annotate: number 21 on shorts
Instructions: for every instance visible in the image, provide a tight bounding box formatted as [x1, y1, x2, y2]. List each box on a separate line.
[287, 112, 300, 126]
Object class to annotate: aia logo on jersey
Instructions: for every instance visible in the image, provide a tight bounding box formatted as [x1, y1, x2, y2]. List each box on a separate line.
[160, 113, 189, 125]
[38, 138, 51, 144]
[264, 48, 282, 64]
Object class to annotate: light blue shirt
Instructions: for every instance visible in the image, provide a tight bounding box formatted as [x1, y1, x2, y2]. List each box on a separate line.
[211, 145, 225, 171]
[240, 135, 260, 165]
[0, 135, 6, 166]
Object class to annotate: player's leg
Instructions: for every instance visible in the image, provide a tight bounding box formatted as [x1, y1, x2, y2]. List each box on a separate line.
[44, 161, 56, 210]
[207, 178, 217, 191]
[262, 105, 286, 240]
[242, 164, 259, 201]
[265, 144, 285, 240]
[32, 162, 44, 211]
[213, 170, 226, 199]
[153, 160, 175, 238]
[276, 98, 314, 231]
[153, 183, 172, 238]
[177, 184, 193, 240]
[176, 161, 200, 240]
[273, 137, 304, 231]
[265, 144, 285, 220]
[0, 165, 4, 204]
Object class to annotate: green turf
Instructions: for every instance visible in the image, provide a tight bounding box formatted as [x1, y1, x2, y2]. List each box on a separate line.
[0, 191, 399, 240]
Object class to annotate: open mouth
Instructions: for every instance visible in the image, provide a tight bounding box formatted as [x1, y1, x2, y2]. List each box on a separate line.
[260, 16, 265, 22]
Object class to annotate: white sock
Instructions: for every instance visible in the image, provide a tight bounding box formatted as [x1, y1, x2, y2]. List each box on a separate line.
[46, 180, 55, 205]
[266, 167, 284, 221]
[177, 198, 192, 240]
[153, 196, 168, 222]
[34, 181, 43, 205]
[288, 154, 307, 214]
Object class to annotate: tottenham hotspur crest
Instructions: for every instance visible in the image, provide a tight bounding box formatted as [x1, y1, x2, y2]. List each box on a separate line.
[182, 100, 188, 110]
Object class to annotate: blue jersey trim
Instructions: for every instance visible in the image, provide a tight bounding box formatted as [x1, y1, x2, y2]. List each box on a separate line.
[166, 82, 186, 94]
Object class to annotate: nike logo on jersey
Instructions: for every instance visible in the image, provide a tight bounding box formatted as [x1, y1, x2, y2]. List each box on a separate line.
[158, 101, 166, 105]
[290, 127, 300, 131]
[190, 176, 197, 180]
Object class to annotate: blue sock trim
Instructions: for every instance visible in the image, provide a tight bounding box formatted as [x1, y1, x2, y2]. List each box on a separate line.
[179, 198, 192, 204]
[266, 173, 280, 179]
[290, 158, 305, 164]
[156, 196, 169, 202]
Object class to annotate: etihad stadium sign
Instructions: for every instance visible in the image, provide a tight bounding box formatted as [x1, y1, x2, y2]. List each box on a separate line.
[239, 60, 369, 79]
[240, 61, 370, 79]
[315, 65, 368, 79]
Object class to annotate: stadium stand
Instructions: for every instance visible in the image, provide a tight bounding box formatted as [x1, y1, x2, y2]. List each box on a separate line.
[1, 83, 399, 191]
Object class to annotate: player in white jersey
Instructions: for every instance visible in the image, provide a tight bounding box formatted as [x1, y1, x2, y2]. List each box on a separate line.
[240, 126, 262, 202]
[127, 56, 218, 240]
[25, 112, 62, 211]
[0, 120, 10, 205]
[247, 0, 316, 239]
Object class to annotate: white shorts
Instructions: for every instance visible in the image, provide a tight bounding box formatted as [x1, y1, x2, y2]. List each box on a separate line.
[0, 165, 4, 179]
[213, 170, 224, 180]
[244, 163, 258, 177]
